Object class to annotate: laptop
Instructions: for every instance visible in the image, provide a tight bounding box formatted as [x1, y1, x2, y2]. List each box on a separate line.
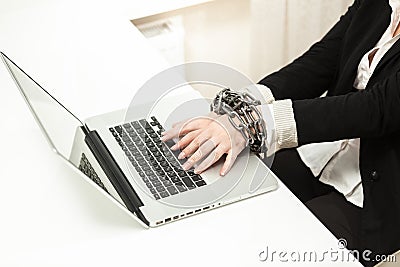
[1, 52, 278, 228]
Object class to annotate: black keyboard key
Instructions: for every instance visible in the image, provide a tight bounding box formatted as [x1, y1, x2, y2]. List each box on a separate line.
[153, 165, 162, 171]
[164, 139, 175, 147]
[142, 177, 149, 183]
[152, 180, 161, 187]
[171, 176, 181, 183]
[195, 180, 206, 187]
[160, 191, 169, 198]
[150, 121, 157, 126]
[138, 172, 145, 177]
[175, 182, 187, 192]
[126, 142, 134, 147]
[156, 170, 165, 176]
[191, 175, 202, 182]
[149, 175, 158, 181]
[163, 180, 173, 186]
[167, 171, 176, 177]
[145, 182, 152, 189]
[146, 142, 154, 148]
[112, 132, 118, 137]
[164, 166, 172, 172]
[142, 165, 150, 171]
[156, 155, 164, 162]
[145, 170, 154, 176]
[137, 159, 146, 166]
[125, 127, 135, 133]
[132, 121, 141, 129]
[166, 186, 178, 195]
[182, 177, 196, 189]
[177, 171, 187, 177]
[160, 162, 169, 168]
[137, 144, 145, 150]
[156, 186, 166, 192]
[109, 128, 115, 132]
[150, 188, 156, 194]
[131, 135, 140, 142]
[153, 194, 160, 200]
[114, 126, 123, 133]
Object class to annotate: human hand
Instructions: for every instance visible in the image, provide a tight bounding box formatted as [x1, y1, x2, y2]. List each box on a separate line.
[161, 113, 246, 176]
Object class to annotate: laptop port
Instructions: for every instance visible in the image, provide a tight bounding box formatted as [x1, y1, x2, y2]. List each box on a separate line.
[156, 221, 163, 225]
[203, 206, 210, 210]
[165, 217, 171, 223]
[195, 209, 201, 213]
[173, 215, 179, 220]
[186, 211, 193, 215]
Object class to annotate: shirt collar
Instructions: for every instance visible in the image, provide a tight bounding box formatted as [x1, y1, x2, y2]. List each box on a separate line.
[390, 0, 400, 9]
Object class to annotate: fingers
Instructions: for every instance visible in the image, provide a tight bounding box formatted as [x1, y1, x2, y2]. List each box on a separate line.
[161, 117, 206, 141]
[181, 139, 217, 170]
[194, 145, 227, 174]
[178, 132, 211, 160]
[220, 150, 238, 176]
[170, 130, 200, 151]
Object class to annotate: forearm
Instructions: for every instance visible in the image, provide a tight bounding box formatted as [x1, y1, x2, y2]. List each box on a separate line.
[261, 71, 400, 150]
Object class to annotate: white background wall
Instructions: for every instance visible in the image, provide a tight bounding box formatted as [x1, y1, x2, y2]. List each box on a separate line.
[134, 0, 353, 82]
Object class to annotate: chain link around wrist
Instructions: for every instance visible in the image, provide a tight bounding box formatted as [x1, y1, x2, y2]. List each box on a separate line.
[210, 88, 267, 157]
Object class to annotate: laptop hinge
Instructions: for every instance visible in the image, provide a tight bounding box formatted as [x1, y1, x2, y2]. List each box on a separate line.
[82, 127, 149, 225]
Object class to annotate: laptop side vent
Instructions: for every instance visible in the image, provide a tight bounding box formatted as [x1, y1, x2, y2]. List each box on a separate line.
[156, 205, 219, 226]
[78, 153, 109, 193]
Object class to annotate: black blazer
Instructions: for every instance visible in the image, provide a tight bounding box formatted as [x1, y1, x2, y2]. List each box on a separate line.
[259, 0, 400, 262]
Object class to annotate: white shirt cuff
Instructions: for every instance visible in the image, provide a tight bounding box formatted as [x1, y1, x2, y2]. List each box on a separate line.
[260, 99, 298, 156]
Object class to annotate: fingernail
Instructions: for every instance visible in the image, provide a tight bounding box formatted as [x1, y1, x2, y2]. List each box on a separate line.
[178, 152, 185, 159]
[194, 169, 201, 174]
[161, 136, 167, 141]
[161, 131, 166, 135]
[171, 144, 178, 150]
[182, 162, 190, 170]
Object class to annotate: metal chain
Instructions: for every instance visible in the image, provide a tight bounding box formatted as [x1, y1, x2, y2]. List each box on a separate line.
[210, 88, 267, 157]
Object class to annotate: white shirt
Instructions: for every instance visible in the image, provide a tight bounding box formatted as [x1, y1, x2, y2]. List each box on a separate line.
[258, 0, 400, 208]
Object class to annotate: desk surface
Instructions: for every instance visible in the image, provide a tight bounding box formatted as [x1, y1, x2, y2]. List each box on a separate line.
[0, 1, 362, 266]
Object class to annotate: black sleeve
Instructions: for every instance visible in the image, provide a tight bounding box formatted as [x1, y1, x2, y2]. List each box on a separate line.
[293, 71, 400, 145]
[258, 0, 362, 101]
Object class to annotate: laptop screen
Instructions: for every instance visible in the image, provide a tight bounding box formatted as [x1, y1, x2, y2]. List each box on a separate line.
[1, 52, 83, 160]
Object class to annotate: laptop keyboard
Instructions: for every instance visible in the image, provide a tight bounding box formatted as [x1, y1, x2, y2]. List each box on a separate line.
[109, 116, 207, 200]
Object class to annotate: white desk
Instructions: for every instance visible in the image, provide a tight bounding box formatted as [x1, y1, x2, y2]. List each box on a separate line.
[0, 1, 362, 266]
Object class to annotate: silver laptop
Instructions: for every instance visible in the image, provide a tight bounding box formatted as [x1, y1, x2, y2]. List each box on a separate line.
[1, 52, 278, 228]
